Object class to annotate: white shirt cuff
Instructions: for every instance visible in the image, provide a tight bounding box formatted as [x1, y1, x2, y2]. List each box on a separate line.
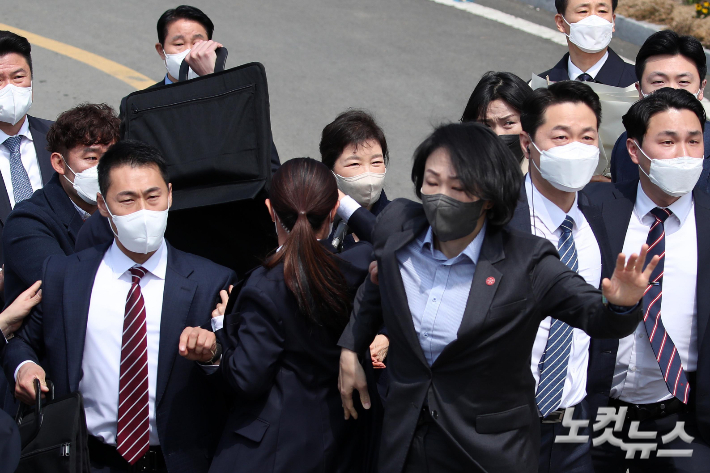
[336, 196, 361, 223]
[211, 315, 224, 332]
[199, 362, 220, 374]
[14, 360, 37, 383]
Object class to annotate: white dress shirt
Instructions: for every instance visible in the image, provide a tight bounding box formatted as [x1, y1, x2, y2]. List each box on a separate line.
[568, 51, 609, 81]
[526, 175, 602, 410]
[0, 117, 44, 207]
[336, 195, 361, 222]
[611, 183, 698, 404]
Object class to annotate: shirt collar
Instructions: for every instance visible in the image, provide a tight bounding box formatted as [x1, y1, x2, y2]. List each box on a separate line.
[419, 220, 487, 265]
[567, 50, 609, 81]
[634, 181, 693, 227]
[525, 174, 582, 234]
[105, 239, 168, 280]
[0, 117, 32, 144]
[70, 200, 91, 221]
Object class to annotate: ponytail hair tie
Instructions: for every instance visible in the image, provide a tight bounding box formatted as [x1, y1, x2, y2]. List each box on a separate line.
[299, 211, 306, 215]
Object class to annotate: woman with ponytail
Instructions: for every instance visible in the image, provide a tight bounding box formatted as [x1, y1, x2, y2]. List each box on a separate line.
[209, 158, 373, 473]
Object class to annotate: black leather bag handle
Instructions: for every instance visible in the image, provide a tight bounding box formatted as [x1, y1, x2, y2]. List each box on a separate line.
[15, 378, 55, 448]
[179, 47, 228, 82]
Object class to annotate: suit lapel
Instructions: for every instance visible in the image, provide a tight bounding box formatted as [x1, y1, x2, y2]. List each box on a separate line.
[27, 116, 54, 186]
[594, 49, 626, 87]
[541, 54, 570, 82]
[601, 182, 637, 256]
[508, 183, 532, 234]
[693, 190, 710, 349]
[65, 244, 109, 391]
[156, 245, 197, 406]
[433, 228, 504, 367]
[578, 191, 615, 281]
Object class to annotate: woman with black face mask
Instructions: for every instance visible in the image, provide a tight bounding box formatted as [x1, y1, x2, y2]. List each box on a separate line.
[338, 123, 661, 473]
[462, 71, 533, 173]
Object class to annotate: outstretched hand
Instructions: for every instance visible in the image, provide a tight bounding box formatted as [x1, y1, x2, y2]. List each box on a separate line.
[601, 244, 660, 307]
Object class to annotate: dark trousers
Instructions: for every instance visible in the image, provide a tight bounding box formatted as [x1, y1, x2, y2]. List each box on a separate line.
[539, 399, 595, 473]
[591, 410, 710, 472]
[402, 408, 485, 473]
[88, 436, 167, 473]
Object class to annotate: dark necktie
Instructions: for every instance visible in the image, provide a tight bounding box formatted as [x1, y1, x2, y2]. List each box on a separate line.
[643, 208, 689, 403]
[2, 135, 34, 204]
[576, 73, 594, 82]
[536, 215, 578, 417]
[117, 266, 150, 464]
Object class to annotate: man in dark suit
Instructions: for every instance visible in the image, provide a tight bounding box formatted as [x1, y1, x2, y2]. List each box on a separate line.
[538, 0, 636, 87]
[3, 141, 236, 473]
[118, 5, 281, 174]
[587, 88, 710, 471]
[610, 30, 710, 189]
[338, 123, 658, 473]
[506, 81, 613, 473]
[2, 104, 119, 307]
[0, 31, 54, 269]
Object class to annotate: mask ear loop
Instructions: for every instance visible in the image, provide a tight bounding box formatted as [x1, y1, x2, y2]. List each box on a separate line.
[100, 194, 121, 240]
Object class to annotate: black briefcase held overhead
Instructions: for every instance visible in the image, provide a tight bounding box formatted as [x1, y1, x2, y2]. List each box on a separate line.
[122, 49, 274, 211]
[15, 379, 90, 473]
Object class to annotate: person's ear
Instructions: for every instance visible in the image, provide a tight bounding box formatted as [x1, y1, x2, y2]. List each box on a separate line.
[612, 13, 616, 32]
[155, 43, 166, 60]
[167, 183, 173, 208]
[483, 200, 494, 211]
[97, 193, 109, 218]
[627, 138, 641, 165]
[699, 80, 707, 101]
[519, 133, 532, 161]
[554, 14, 567, 35]
[265, 199, 275, 222]
[50, 152, 66, 175]
[635, 81, 644, 101]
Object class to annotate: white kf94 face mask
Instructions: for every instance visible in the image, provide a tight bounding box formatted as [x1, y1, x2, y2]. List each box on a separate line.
[334, 170, 386, 208]
[530, 139, 600, 192]
[163, 49, 198, 81]
[61, 157, 100, 205]
[104, 200, 170, 254]
[0, 83, 32, 126]
[634, 141, 704, 198]
[563, 15, 614, 54]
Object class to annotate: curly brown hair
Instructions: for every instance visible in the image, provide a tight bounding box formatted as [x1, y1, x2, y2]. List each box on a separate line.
[46, 103, 120, 155]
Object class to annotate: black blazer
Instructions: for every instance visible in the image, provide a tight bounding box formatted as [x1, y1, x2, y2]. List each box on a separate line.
[119, 79, 282, 174]
[2, 242, 237, 473]
[0, 116, 54, 267]
[584, 180, 710, 444]
[610, 125, 710, 193]
[537, 48, 637, 87]
[209, 242, 373, 473]
[338, 198, 644, 473]
[2, 173, 86, 305]
[0, 409, 20, 473]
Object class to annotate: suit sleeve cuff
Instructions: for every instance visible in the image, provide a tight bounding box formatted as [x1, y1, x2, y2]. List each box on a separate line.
[14, 360, 37, 383]
[337, 196, 361, 223]
[608, 301, 640, 315]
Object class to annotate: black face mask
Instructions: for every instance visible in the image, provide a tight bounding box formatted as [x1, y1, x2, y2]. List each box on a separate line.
[421, 193, 486, 242]
[499, 134, 524, 164]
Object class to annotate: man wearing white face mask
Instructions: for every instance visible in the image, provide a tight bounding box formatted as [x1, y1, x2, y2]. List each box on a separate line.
[509, 81, 612, 472]
[611, 30, 710, 189]
[1, 104, 119, 311]
[586, 88, 710, 470]
[0, 32, 54, 276]
[4, 140, 236, 473]
[538, 0, 636, 88]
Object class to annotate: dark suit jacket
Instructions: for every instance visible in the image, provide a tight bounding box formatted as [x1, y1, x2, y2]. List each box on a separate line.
[2, 174, 86, 306]
[340, 190, 390, 249]
[0, 116, 54, 268]
[119, 79, 281, 174]
[537, 48, 637, 87]
[2, 241, 237, 473]
[584, 180, 710, 445]
[210, 242, 372, 473]
[610, 125, 710, 193]
[338, 198, 643, 473]
[0, 408, 20, 473]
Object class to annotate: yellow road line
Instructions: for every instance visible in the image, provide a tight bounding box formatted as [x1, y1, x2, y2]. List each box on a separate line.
[0, 23, 154, 90]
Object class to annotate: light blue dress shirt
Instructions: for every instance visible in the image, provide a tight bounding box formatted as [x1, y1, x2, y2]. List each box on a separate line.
[396, 223, 486, 365]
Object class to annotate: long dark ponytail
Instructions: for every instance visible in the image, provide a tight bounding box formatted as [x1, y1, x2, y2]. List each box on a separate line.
[266, 158, 351, 330]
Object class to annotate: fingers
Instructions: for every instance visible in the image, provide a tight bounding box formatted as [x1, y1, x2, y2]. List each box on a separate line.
[219, 290, 229, 310]
[601, 278, 612, 293]
[635, 244, 649, 273]
[369, 261, 379, 285]
[178, 327, 192, 355]
[227, 285, 234, 295]
[341, 389, 357, 420]
[614, 253, 626, 274]
[179, 327, 216, 361]
[643, 255, 661, 280]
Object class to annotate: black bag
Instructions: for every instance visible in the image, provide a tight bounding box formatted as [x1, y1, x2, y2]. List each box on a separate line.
[121, 50, 277, 275]
[15, 379, 90, 473]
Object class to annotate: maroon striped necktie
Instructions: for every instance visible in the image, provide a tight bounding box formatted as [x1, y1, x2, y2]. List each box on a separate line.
[116, 266, 150, 464]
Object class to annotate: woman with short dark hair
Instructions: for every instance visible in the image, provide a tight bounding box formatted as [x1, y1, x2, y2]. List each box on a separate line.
[338, 122, 659, 473]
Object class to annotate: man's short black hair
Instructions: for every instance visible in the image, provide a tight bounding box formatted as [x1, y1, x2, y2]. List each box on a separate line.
[555, 0, 618, 15]
[521, 81, 602, 140]
[411, 123, 522, 228]
[319, 109, 389, 170]
[461, 71, 533, 123]
[98, 140, 170, 196]
[635, 30, 707, 82]
[623, 87, 706, 146]
[0, 31, 32, 75]
[157, 5, 214, 46]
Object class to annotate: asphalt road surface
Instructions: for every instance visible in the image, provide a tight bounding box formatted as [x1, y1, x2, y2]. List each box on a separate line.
[3, 0, 641, 199]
